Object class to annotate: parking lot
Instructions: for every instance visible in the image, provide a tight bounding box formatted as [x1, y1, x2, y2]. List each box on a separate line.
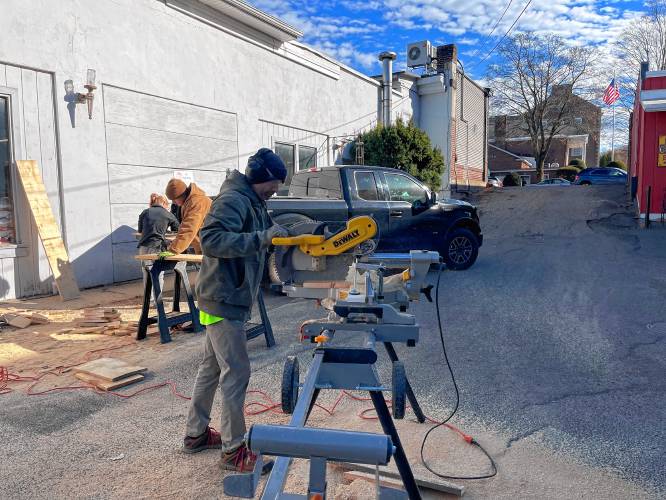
[1, 185, 664, 499]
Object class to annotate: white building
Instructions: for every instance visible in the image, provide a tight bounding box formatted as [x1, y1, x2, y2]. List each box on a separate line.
[0, 0, 488, 299]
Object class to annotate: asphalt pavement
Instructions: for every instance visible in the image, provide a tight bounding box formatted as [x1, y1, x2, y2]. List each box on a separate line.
[1, 184, 664, 498]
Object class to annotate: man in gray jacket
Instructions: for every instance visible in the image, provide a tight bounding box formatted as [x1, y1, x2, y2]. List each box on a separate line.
[182, 148, 288, 473]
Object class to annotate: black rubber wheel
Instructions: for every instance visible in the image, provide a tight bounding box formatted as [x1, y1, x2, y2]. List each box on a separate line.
[281, 356, 299, 414]
[442, 227, 479, 270]
[392, 361, 407, 420]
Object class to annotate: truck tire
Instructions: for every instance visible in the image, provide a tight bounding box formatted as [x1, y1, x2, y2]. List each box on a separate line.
[268, 214, 314, 285]
[442, 227, 479, 270]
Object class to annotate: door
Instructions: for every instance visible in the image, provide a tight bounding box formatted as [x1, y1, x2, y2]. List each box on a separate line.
[346, 170, 389, 245]
[382, 171, 431, 251]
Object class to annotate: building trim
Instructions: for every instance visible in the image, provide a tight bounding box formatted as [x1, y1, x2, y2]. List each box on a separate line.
[198, 0, 302, 40]
[645, 70, 666, 79]
[489, 143, 525, 160]
[505, 133, 589, 142]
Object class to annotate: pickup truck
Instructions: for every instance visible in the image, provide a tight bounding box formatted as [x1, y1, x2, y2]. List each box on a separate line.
[266, 165, 482, 277]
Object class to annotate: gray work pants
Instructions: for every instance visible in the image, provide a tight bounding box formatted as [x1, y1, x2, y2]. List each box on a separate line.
[185, 319, 250, 453]
[139, 245, 164, 303]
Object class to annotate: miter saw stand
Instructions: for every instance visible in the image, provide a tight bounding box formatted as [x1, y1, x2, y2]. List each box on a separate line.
[224, 250, 441, 500]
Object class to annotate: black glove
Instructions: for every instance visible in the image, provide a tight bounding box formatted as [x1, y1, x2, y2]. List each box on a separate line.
[263, 224, 288, 245]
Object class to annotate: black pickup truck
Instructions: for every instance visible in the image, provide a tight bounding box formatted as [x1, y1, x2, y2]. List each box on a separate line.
[266, 165, 482, 273]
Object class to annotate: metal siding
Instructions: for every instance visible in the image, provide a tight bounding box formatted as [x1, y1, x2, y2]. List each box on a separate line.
[455, 74, 486, 187]
[103, 85, 237, 282]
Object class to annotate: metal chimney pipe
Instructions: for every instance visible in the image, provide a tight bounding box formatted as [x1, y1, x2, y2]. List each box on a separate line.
[379, 51, 397, 126]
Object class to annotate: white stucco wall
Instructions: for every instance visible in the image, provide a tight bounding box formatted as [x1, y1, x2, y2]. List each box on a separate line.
[0, 0, 389, 295]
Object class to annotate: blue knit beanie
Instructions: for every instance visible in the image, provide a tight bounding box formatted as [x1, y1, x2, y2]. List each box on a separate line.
[245, 148, 287, 184]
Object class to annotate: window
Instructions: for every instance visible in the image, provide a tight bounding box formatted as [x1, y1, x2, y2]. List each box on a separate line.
[288, 170, 342, 199]
[568, 147, 583, 160]
[274, 142, 296, 190]
[591, 169, 606, 176]
[354, 171, 379, 201]
[298, 146, 317, 171]
[0, 96, 15, 245]
[385, 173, 427, 204]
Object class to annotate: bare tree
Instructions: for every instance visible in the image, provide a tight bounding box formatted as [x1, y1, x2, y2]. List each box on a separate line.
[620, 1, 666, 75]
[487, 33, 595, 180]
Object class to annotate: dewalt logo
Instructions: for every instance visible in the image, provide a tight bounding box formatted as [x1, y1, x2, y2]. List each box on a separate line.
[332, 229, 360, 248]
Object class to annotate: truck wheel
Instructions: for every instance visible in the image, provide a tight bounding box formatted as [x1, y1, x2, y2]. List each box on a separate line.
[442, 227, 479, 270]
[281, 356, 300, 414]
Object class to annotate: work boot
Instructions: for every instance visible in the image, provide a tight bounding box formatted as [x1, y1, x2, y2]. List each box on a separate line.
[182, 426, 222, 454]
[219, 444, 274, 474]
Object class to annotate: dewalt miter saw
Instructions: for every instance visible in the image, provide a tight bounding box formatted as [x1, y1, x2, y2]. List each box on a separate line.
[270, 215, 379, 286]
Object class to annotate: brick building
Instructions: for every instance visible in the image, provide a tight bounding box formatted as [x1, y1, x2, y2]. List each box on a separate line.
[489, 86, 601, 183]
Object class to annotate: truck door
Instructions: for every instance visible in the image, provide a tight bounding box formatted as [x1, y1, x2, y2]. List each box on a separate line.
[382, 172, 432, 251]
[346, 170, 390, 247]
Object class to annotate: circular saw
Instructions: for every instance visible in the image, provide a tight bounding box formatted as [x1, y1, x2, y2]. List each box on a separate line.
[271, 216, 378, 286]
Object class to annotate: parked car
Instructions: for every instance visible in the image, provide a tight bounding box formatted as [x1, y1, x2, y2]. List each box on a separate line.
[574, 168, 627, 185]
[487, 176, 503, 188]
[267, 165, 483, 273]
[531, 178, 572, 186]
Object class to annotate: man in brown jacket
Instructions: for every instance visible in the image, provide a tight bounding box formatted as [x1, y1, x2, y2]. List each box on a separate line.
[164, 179, 212, 254]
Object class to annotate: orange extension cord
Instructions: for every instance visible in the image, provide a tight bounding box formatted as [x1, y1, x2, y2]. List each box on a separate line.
[0, 351, 471, 443]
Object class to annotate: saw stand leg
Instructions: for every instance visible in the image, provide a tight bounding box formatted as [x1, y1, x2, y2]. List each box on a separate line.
[383, 342, 426, 423]
[370, 391, 421, 500]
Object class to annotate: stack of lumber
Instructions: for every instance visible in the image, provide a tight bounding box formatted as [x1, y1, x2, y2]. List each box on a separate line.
[2, 312, 50, 329]
[73, 357, 147, 391]
[67, 308, 134, 336]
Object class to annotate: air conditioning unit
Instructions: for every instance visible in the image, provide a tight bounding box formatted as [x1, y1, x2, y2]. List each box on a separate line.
[406, 40, 434, 68]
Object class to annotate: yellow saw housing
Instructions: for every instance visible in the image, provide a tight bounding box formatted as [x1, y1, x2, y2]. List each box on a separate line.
[272, 216, 377, 257]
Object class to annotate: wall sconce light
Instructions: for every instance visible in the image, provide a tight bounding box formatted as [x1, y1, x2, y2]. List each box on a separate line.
[63, 69, 97, 119]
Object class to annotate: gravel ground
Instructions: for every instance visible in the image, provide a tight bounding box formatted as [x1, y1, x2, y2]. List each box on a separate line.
[0, 185, 663, 499]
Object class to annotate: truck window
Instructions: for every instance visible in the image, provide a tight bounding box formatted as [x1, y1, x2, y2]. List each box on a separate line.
[288, 170, 343, 199]
[385, 173, 427, 204]
[354, 171, 379, 201]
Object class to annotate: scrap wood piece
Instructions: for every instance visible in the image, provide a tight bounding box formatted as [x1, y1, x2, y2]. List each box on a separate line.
[134, 253, 203, 263]
[75, 371, 144, 391]
[74, 357, 146, 382]
[4, 314, 33, 329]
[16, 160, 80, 301]
[30, 313, 49, 324]
[338, 463, 465, 497]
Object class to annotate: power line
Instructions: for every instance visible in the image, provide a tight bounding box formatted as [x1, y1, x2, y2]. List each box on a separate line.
[470, 0, 533, 69]
[477, 0, 514, 50]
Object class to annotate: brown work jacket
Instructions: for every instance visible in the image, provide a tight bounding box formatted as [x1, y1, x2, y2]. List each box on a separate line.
[168, 183, 212, 254]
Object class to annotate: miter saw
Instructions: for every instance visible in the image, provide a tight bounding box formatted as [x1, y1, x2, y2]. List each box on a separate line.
[270, 215, 379, 287]
[223, 216, 442, 500]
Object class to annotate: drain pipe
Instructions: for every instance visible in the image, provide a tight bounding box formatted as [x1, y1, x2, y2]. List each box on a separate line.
[379, 51, 396, 127]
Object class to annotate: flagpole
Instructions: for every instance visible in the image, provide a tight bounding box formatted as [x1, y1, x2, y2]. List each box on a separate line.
[611, 71, 616, 161]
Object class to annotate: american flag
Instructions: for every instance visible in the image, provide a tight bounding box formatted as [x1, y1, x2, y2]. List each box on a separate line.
[603, 79, 620, 105]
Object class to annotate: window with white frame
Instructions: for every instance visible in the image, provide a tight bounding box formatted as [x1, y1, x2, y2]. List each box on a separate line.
[274, 141, 318, 194]
[568, 147, 584, 160]
[0, 96, 15, 245]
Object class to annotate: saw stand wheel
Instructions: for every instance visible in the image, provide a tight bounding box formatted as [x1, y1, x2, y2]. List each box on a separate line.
[281, 356, 300, 414]
[392, 360, 407, 419]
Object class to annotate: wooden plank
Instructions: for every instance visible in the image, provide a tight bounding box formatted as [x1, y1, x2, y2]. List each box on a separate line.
[75, 371, 144, 391]
[4, 314, 32, 328]
[105, 123, 237, 171]
[102, 85, 237, 141]
[339, 463, 465, 497]
[74, 357, 147, 382]
[135, 253, 203, 263]
[15, 160, 80, 300]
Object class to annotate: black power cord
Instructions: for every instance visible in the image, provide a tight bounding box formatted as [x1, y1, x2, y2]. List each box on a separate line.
[419, 263, 498, 480]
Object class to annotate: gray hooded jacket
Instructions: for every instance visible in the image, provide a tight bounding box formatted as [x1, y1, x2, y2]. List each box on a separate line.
[196, 170, 273, 321]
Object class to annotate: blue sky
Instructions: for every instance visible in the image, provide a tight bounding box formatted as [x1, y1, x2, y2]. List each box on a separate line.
[252, 0, 646, 80]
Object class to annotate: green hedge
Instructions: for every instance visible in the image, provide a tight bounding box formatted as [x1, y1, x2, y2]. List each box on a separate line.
[353, 118, 445, 190]
[556, 166, 581, 182]
[568, 159, 586, 169]
[607, 160, 627, 171]
[503, 172, 522, 186]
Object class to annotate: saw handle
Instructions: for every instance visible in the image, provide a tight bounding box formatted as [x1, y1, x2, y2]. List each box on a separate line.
[272, 234, 326, 246]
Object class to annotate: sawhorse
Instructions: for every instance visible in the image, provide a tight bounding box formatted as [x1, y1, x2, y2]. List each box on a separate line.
[245, 290, 276, 348]
[135, 254, 203, 343]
